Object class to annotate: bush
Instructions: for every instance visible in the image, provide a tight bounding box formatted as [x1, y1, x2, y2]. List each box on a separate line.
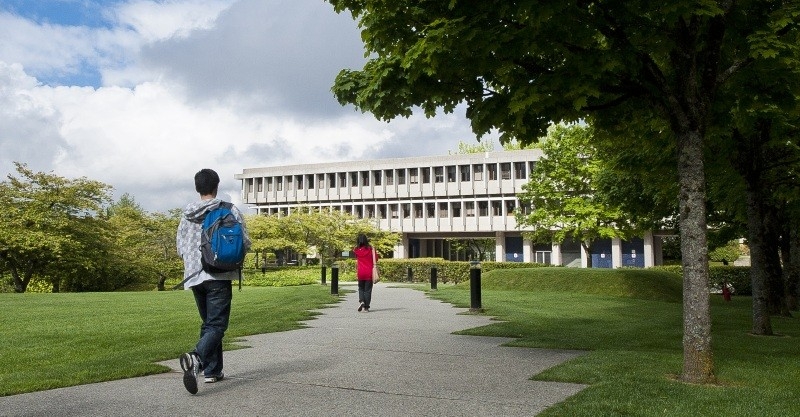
[337, 258, 549, 283]
[650, 265, 752, 295]
[709, 240, 743, 263]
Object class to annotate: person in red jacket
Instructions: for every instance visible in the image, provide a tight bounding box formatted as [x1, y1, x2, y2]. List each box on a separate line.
[353, 233, 378, 312]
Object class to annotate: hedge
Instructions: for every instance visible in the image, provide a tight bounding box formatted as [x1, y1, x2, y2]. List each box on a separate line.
[336, 258, 550, 284]
[650, 265, 752, 295]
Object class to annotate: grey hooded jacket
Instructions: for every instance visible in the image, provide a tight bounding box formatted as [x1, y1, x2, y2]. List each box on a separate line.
[176, 198, 251, 289]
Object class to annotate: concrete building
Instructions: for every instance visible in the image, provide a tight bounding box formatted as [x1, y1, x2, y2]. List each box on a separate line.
[235, 150, 662, 268]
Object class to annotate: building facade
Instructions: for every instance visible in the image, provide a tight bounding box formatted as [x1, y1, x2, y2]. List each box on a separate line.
[235, 150, 662, 268]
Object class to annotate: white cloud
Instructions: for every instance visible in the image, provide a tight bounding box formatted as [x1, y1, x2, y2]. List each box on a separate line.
[0, 0, 494, 213]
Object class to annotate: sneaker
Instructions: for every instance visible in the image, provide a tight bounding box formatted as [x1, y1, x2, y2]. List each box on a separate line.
[358, 302, 364, 312]
[364, 307, 370, 312]
[179, 352, 201, 394]
[204, 373, 224, 383]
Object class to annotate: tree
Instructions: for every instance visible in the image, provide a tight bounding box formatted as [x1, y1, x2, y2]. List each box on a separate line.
[516, 123, 636, 261]
[326, 0, 799, 384]
[449, 140, 495, 154]
[0, 163, 112, 293]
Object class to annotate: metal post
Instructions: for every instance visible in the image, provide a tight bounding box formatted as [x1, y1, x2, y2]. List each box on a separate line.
[430, 267, 438, 290]
[321, 266, 327, 285]
[331, 264, 339, 295]
[407, 266, 413, 282]
[469, 261, 482, 312]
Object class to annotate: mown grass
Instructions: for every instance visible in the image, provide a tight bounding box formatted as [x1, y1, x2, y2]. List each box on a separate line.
[427, 267, 800, 417]
[0, 285, 340, 396]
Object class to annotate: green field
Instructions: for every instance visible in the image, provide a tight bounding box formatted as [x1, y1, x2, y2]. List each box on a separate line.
[2, 267, 799, 417]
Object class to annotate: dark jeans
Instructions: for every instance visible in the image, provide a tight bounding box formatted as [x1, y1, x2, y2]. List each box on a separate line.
[191, 279, 232, 377]
[358, 279, 374, 309]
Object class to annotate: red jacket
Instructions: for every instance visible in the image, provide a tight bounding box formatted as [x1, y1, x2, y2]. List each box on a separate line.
[353, 246, 378, 280]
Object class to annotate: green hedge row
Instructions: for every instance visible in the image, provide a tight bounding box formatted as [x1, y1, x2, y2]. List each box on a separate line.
[650, 265, 752, 295]
[336, 258, 550, 284]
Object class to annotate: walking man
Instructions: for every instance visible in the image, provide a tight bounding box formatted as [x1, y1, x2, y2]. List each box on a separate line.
[176, 168, 250, 394]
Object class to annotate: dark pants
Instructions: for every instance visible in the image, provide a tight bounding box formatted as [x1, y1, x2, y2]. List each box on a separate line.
[191, 280, 232, 377]
[358, 279, 374, 309]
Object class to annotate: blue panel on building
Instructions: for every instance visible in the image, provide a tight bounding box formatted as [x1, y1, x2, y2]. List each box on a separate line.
[621, 238, 645, 267]
[590, 239, 613, 268]
[505, 236, 524, 262]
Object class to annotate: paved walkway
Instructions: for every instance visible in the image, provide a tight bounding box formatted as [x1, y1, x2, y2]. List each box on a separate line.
[0, 283, 586, 416]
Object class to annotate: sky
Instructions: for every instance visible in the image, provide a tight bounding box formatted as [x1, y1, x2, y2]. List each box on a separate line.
[0, 0, 500, 213]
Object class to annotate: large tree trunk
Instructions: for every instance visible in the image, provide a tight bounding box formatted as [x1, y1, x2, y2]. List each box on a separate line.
[783, 225, 800, 311]
[677, 130, 715, 384]
[746, 187, 774, 335]
[764, 209, 789, 316]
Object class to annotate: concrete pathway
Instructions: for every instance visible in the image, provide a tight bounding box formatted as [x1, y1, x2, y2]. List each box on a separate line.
[0, 283, 586, 416]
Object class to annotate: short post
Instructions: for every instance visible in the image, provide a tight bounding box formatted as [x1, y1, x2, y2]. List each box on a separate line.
[407, 266, 413, 282]
[331, 264, 339, 295]
[430, 267, 438, 290]
[469, 261, 482, 312]
[320, 266, 327, 285]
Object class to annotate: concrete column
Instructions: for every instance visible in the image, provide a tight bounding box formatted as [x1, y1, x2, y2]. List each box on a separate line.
[495, 231, 506, 262]
[551, 242, 562, 266]
[523, 238, 532, 263]
[395, 234, 408, 259]
[612, 237, 622, 269]
[644, 231, 655, 267]
[581, 241, 589, 268]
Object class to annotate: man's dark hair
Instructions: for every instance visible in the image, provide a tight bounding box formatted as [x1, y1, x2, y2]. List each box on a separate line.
[195, 168, 220, 195]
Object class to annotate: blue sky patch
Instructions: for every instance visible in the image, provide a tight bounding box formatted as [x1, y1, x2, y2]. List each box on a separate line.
[0, 0, 123, 29]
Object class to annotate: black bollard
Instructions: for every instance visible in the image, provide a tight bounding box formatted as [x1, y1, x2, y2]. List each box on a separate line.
[407, 266, 413, 282]
[430, 267, 438, 290]
[331, 264, 339, 295]
[321, 266, 327, 285]
[469, 261, 482, 312]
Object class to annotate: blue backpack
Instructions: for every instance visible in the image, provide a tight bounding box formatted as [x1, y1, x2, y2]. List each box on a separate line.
[172, 202, 246, 291]
[200, 202, 246, 273]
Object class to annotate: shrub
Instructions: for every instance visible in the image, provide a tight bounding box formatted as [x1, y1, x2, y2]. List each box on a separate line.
[649, 265, 752, 295]
[337, 258, 549, 283]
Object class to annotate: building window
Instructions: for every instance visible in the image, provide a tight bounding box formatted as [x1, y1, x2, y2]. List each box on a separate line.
[473, 164, 483, 181]
[506, 199, 516, 215]
[439, 202, 448, 218]
[491, 200, 502, 216]
[390, 204, 399, 218]
[478, 201, 488, 216]
[487, 164, 498, 180]
[256, 178, 263, 192]
[426, 202, 435, 218]
[317, 173, 325, 188]
[383, 169, 393, 185]
[247, 179, 253, 193]
[328, 173, 336, 188]
[451, 202, 461, 217]
[410, 168, 419, 184]
[422, 167, 431, 183]
[460, 165, 470, 181]
[529, 161, 537, 174]
[402, 203, 410, 218]
[434, 167, 444, 183]
[306, 174, 314, 189]
[501, 162, 512, 180]
[267, 177, 273, 192]
[361, 171, 370, 186]
[355, 205, 363, 218]
[373, 170, 382, 186]
[276, 177, 283, 191]
[397, 169, 406, 185]
[350, 172, 358, 188]
[378, 204, 387, 219]
[446, 166, 457, 182]
[465, 201, 475, 217]
[414, 203, 423, 218]
[514, 162, 526, 179]
[295, 175, 303, 190]
[366, 205, 375, 218]
[339, 172, 346, 188]
[286, 176, 293, 191]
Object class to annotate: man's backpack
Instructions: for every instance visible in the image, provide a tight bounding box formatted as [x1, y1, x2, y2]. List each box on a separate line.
[200, 202, 246, 273]
[173, 202, 246, 290]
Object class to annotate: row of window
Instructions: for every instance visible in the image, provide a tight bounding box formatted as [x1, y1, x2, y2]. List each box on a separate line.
[262, 199, 530, 219]
[246, 161, 536, 193]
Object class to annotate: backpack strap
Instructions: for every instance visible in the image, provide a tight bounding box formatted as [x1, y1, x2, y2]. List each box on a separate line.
[172, 269, 202, 290]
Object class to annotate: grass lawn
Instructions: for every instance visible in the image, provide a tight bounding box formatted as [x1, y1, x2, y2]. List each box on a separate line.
[427, 267, 800, 417]
[0, 285, 340, 396]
